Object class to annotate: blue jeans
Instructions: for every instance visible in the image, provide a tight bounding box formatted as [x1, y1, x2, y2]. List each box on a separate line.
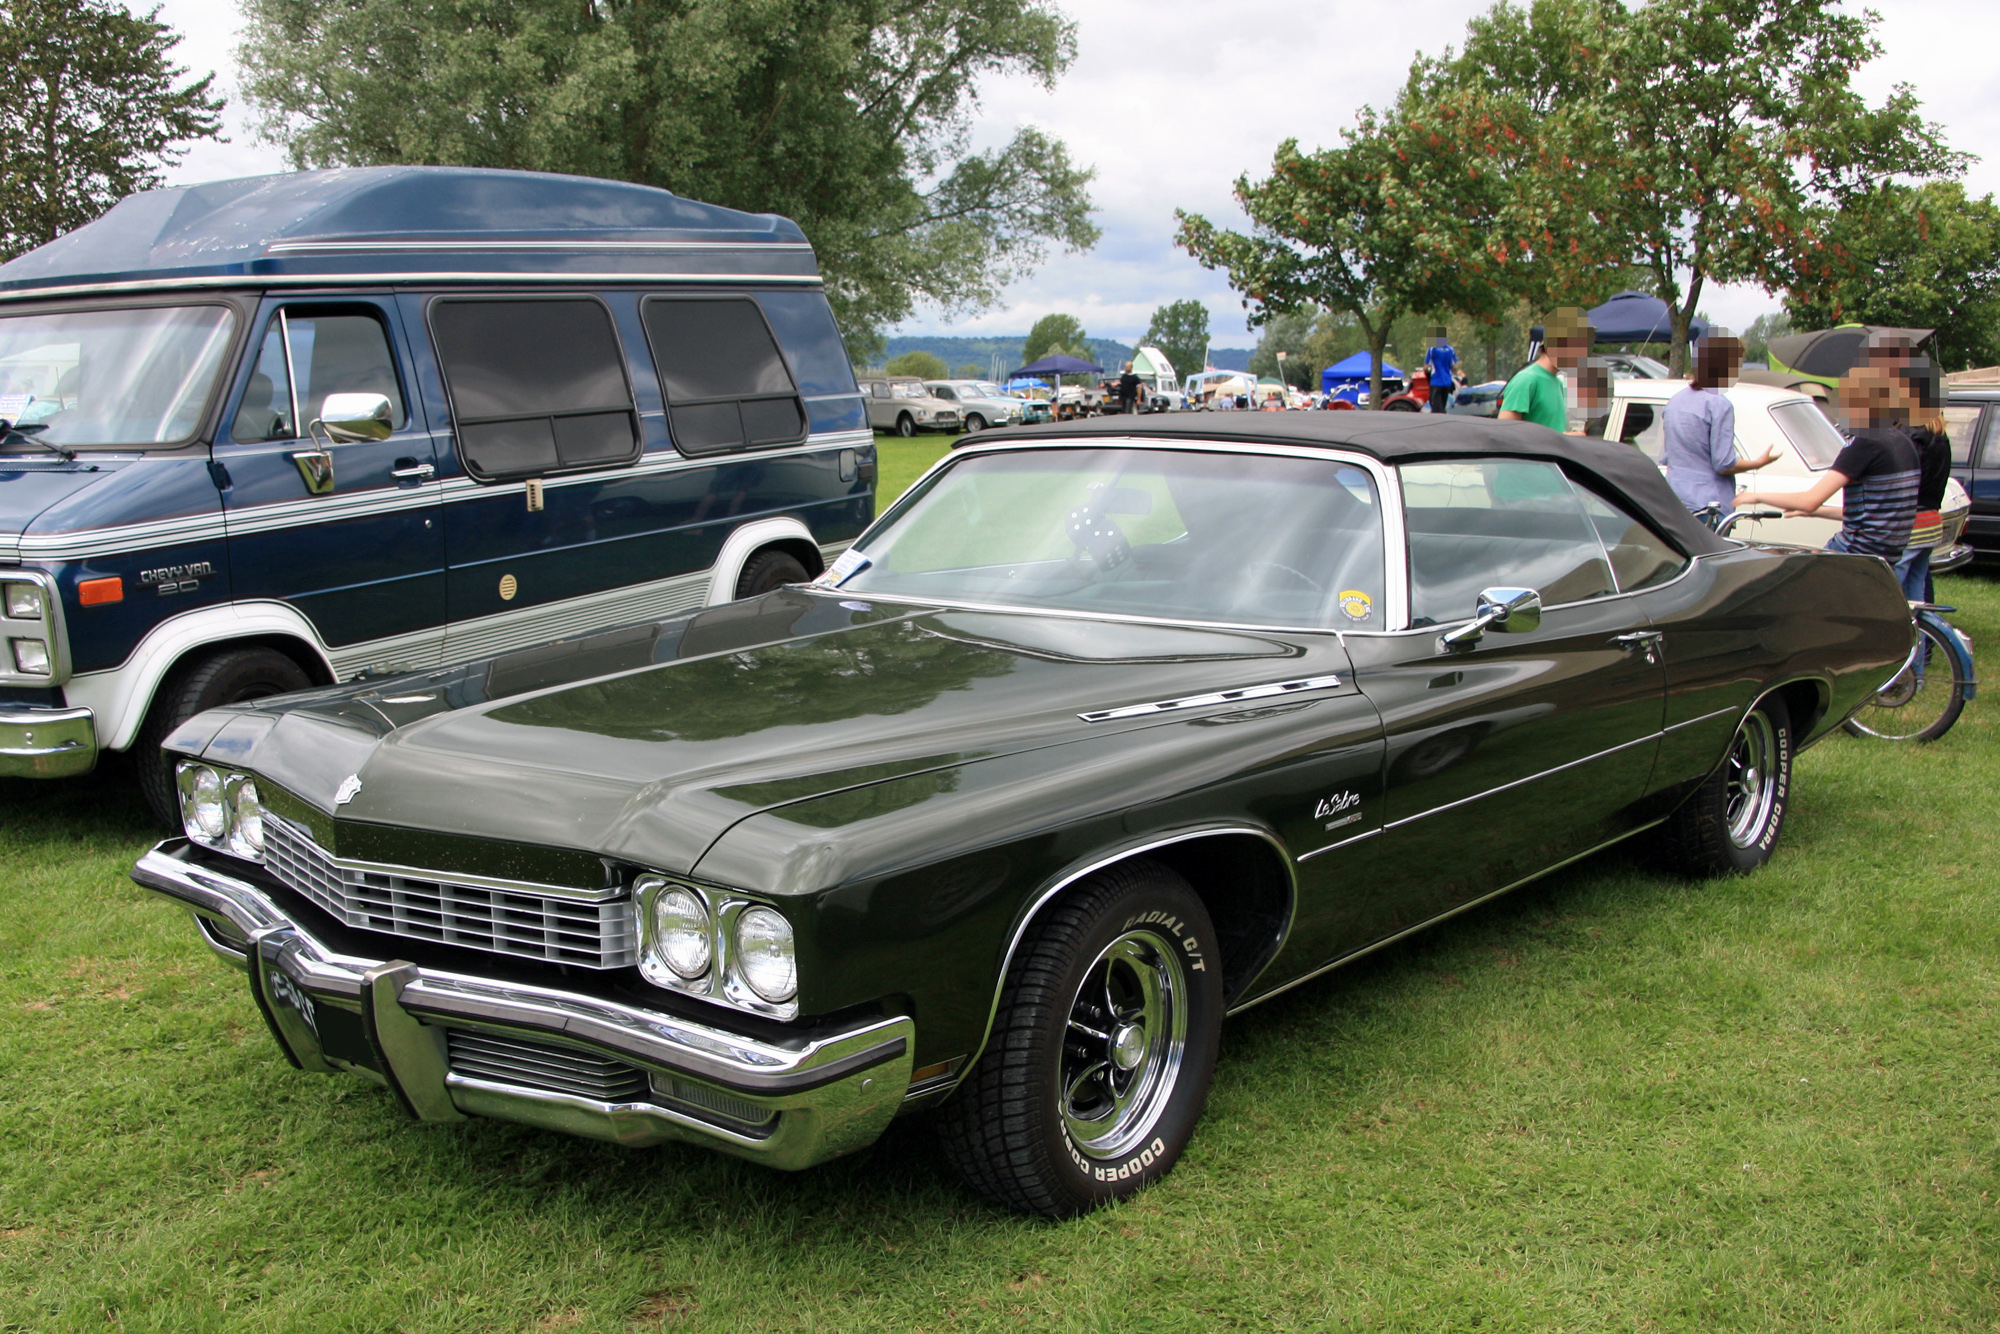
[1894, 545, 1932, 602]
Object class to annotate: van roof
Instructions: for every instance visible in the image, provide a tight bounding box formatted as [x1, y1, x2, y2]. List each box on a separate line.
[0, 166, 819, 302]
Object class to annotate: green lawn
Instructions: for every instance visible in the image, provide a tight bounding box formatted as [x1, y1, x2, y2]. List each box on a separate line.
[872, 430, 953, 509]
[4, 550, 1997, 1329]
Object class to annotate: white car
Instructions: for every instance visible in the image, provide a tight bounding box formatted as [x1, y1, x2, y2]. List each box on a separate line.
[1606, 380, 1973, 568]
[923, 379, 1029, 431]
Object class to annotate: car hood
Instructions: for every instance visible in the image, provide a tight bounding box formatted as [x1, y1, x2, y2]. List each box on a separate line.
[0, 460, 124, 541]
[193, 594, 1331, 875]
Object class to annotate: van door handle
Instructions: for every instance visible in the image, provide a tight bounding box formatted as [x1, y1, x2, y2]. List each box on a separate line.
[391, 459, 436, 481]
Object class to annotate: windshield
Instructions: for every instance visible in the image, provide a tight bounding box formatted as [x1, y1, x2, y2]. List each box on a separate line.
[0, 305, 236, 448]
[1769, 399, 1845, 470]
[837, 447, 1386, 629]
[892, 382, 927, 399]
[975, 382, 1005, 397]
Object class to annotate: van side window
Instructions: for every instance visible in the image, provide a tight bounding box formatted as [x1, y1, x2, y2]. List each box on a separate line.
[641, 297, 807, 456]
[233, 309, 407, 444]
[430, 298, 639, 480]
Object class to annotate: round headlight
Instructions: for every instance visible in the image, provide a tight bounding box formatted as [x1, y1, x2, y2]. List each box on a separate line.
[651, 887, 712, 979]
[229, 778, 265, 858]
[735, 907, 797, 1002]
[189, 766, 227, 841]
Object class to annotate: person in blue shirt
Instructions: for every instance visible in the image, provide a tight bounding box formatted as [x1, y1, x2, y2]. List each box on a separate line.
[1661, 332, 1776, 510]
[1422, 327, 1460, 413]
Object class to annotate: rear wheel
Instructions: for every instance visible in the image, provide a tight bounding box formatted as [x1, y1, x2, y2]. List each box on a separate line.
[733, 548, 811, 599]
[1842, 619, 1968, 741]
[1384, 398, 1419, 412]
[937, 861, 1221, 1217]
[1661, 695, 1792, 877]
[136, 646, 314, 830]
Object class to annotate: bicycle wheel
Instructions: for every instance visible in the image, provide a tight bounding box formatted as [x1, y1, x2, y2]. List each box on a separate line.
[1843, 618, 1968, 741]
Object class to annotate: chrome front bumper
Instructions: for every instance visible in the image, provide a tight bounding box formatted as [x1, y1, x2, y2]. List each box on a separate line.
[0, 705, 95, 777]
[1930, 541, 1976, 575]
[132, 841, 913, 1170]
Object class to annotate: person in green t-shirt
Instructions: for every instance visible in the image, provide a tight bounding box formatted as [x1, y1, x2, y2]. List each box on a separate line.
[1499, 306, 1592, 432]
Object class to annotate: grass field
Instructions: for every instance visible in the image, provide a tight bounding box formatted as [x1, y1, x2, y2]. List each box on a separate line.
[3, 481, 1996, 1329]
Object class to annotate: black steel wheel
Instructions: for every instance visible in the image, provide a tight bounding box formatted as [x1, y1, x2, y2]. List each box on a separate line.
[937, 860, 1221, 1217]
[733, 549, 811, 599]
[1842, 618, 1968, 741]
[136, 646, 313, 830]
[895, 413, 917, 437]
[1661, 694, 1792, 877]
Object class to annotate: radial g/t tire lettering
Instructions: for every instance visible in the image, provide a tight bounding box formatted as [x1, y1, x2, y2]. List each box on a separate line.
[936, 860, 1222, 1217]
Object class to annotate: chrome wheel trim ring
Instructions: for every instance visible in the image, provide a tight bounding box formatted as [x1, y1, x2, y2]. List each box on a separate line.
[1725, 710, 1778, 848]
[1059, 928, 1189, 1161]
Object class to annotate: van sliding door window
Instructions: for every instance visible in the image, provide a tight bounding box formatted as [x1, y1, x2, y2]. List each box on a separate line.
[641, 297, 807, 456]
[430, 298, 639, 481]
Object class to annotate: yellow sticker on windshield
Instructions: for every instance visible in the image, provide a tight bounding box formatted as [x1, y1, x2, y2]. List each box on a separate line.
[1338, 590, 1373, 622]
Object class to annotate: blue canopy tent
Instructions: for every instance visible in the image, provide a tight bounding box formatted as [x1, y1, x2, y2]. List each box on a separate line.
[1005, 376, 1050, 392]
[1320, 352, 1403, 404]
[1530, 291, 1710, 347]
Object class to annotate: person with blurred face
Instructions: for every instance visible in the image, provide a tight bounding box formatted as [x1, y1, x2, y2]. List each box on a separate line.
[1661, 332, 1778, 511]
[1736, 364, 1919, 562]
[1866, 332, 1952, 599]
[1499, 308, 1590, 432]
[1422, 325, 1461, 413]
[1569, 363, 1612, 437]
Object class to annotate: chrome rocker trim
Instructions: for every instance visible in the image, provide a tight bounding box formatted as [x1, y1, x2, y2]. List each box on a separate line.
[133, 841, 913, 1170]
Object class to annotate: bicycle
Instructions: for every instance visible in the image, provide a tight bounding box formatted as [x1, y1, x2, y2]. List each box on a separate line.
[1698, 504, 1976, 742]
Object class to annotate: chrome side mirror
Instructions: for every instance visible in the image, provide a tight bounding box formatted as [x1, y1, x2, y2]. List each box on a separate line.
[1439, 586, 1542, 649]
[314, 392, 394, 443]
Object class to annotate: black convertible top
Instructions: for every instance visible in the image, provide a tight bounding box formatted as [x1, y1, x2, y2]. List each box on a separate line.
[999, 412, 1731, 556]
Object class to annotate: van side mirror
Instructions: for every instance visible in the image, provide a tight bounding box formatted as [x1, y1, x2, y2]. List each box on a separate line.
[1438, 587, 1542, 649]
[315, 393, 394, 443]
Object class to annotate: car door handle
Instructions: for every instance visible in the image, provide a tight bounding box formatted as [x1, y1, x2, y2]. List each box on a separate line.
[1611, 631, 1664, 662]
[391, 459, 436, 481]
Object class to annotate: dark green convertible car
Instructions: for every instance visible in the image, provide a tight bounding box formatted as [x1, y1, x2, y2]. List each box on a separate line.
[135, 415, 1911, 1216]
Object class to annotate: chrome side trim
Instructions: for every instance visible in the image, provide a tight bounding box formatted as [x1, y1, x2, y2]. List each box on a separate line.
[0, 272, 827, 302]
[1294, 825, 1382, 863]
[266, 240, 816, 255]
[1078, 674, 1344, 722]
[958, 823, 1299, 1093]
[1229, 818, 1667, 1015]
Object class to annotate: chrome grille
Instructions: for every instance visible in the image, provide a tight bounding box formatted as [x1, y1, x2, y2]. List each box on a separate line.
[262, 814, 637, 969]
[445, 1030, 647, 1101]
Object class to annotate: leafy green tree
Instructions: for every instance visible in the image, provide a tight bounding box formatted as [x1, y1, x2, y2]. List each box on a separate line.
[1740, 311, 1792, 367]
[0, 0, 223, 260]
[1426, 0, 1961, 373]
[885, 350, 948, 379]
[1780, 181, 2000, 371]
[954, 362, 986, 379]
[236, 0, 1098, 349]
[1022, 313, 1088, 365]
[1248, 311, 1318, 389]
[1140, 299, 1211, 380]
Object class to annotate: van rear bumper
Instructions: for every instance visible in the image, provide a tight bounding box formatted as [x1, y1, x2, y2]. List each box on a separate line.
[0, 705, 96, 777]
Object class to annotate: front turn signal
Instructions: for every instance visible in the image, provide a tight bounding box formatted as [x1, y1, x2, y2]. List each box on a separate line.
[78, 576, 123, 606]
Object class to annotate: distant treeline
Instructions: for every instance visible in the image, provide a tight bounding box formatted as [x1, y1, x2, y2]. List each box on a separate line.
[880, 335, 1252, 376]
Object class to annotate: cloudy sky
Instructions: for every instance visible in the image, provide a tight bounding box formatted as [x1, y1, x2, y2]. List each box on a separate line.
[157, 0, 2000, 349]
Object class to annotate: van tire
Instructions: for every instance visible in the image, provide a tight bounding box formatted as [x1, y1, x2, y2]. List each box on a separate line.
[734, 549, 812, 600]
[895, 413, 917, 437]
[136, 646, 313, 830]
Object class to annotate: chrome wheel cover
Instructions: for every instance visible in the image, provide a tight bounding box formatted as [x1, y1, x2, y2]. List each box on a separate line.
[1060, 929, 1188, 1160]
[1724, 711, 1778, 848]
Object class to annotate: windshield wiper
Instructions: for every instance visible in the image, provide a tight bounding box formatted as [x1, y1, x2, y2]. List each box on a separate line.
[1, 422, 74, 462]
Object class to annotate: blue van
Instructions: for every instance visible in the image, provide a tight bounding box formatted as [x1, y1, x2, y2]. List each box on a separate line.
[0, 167, 872, 821]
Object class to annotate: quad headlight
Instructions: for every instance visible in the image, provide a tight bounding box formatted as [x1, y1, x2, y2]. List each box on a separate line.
[634, 875, 797, 1018]
[2, 582, 42, 620]
[175, 762, 268, 862]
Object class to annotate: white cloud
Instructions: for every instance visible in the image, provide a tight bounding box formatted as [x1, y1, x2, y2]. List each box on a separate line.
[149, 0, 2000, 347]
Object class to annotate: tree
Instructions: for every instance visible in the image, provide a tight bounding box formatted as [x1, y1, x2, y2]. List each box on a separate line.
[1177, 126, 1477, 409]
[1428, 0, 1962, 373]
[1740, 311, 1792, 367]
[885, 350, 947, 379]
[236, 0, 1098, 350]
[0, 0, 224, 260]
[1780, 181, 2000, 371]
[1022, 312, 1088, 366]
[1248, 311, 1318, 389]
[954, 362, 986, 379]
[1140, 299, 1210, 379]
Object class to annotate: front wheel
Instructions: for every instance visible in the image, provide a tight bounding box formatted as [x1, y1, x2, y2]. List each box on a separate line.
[1842, 617, 1968, 741]
[937, 861, 1222, 1217]
[894, 413, 916, 438]
[136, 646, 314, 830]
[964, 413, 986, 433]
[1383, 398, 1419, 412]
[1661, 694, 1792, 877]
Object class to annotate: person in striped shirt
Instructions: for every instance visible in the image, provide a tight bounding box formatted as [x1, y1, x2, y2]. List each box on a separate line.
[1734, 365, 1919, 563]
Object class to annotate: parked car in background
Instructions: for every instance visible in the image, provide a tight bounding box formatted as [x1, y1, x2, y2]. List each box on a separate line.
[1606, 379, 1973, 567]
[1943, 385, 2000, 556]
[1131, 345, 1186, 412]
[859, 377, 960, 436]
[0, 166, 871, 826]
[1597, 352, 1673, 380]
[138, 413, 1911, 1218]
[923, 380, 1026, 432]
